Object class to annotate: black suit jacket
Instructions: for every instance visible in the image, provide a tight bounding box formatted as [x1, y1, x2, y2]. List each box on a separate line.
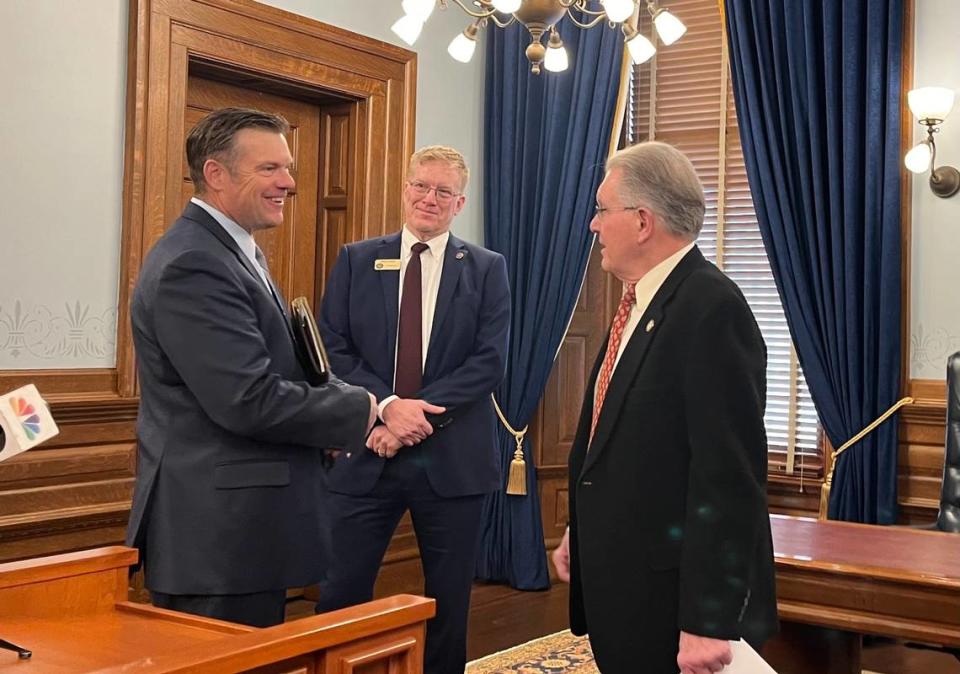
[567, 247, 778, 673]
[318, 231, 510, 497]
[125, 202, 371, 595]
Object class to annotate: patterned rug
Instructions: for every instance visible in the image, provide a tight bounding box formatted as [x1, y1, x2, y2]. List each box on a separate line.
[466, 630, 597, 674]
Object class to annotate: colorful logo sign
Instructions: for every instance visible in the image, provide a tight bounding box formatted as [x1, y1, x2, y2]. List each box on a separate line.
[10, 397, 41, 441]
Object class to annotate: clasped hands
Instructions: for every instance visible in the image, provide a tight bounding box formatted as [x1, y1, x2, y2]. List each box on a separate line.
[365, 397, 445, 459]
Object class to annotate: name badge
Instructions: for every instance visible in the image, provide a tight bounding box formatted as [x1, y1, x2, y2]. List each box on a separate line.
[374, 259, 401, 271]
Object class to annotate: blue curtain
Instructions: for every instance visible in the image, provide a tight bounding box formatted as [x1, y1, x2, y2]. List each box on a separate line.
[725, 0, 903, 523]
[476, 10, 625, 588]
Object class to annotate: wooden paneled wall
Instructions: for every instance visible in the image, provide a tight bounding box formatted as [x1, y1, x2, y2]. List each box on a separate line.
[899, 380, 947, 524]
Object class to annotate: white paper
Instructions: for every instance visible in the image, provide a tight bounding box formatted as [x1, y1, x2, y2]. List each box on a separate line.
[720, 638, 778, 673]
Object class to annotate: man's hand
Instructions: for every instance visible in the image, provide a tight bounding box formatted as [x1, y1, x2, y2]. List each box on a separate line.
[552, 527, 571, 582]
[381, 398, 446, 445]
[677, 631, 733, 674]
[365, 392, 378, 434]
[366, 425, 403, 459]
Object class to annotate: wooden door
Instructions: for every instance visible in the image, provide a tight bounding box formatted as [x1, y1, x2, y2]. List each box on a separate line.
[532, 246, 619, 551]
[316, 102, 363, 304]
[183, 76, 324, 306]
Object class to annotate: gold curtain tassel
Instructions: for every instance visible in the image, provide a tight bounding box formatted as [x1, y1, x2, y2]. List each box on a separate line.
[492, 394, 529, 496]
[818, 396, 914, 520]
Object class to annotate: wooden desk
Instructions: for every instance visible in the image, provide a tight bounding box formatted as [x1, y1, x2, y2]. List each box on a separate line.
[765, 514, 960, 674]
[0, 546, 434, 673]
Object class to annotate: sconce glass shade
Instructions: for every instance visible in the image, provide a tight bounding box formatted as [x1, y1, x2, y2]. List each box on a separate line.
[448, 32, 477, 62]
[602, 0, 635, 23]
[904, 141, 933, 174]
[653, 9, 687, 46]
[544, 35, 569, 73]
[908, 87, 955, 122]
[391, 14, 423, 45]
[626, 31, 656, 65]
[492, 0, 522, 13]
[401, 0, 435, 22]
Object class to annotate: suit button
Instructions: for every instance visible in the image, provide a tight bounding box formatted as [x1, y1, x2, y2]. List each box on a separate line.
[582, 481, 592, 486]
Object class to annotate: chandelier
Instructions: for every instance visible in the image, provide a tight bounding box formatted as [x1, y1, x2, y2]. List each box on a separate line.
[391, 0, 687, 75]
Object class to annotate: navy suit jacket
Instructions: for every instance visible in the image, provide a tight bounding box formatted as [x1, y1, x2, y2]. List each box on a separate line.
[126, 202, 371, 595]
[319, 231, 510, 497]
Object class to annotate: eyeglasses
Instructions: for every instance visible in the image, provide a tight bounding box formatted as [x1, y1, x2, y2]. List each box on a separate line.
[594, 204, 642, 219]
[407, 180, 460, 203]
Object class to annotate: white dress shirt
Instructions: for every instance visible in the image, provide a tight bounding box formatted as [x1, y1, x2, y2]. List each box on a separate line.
[596, 242, 695, 405]
[379, 225, 449, 416]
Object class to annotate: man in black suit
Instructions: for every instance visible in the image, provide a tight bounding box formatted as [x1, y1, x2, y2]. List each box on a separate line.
[317, 146, 510, 674]
[126, 107, 376, 628]
[552, 141, 778, 673]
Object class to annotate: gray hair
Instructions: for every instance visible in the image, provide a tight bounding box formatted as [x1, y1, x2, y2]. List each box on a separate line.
[605, 141, 705, 239]
[186, 107, 290, 193]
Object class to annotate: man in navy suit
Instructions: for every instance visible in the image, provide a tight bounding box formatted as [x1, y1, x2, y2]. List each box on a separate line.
[318, 145, 510, 673]
[127, 108, 376, 628]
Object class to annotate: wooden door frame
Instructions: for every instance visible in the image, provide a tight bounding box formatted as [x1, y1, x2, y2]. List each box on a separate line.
[116, 0, 417, 399]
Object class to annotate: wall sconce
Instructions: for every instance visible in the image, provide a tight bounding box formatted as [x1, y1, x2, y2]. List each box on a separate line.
[904, 86, 959, 198]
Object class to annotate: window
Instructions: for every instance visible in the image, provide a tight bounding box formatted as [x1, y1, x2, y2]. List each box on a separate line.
[626, 0, 821, 478]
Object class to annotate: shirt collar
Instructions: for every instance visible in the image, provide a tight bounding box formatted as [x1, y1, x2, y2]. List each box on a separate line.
[633, 241, 696, 303]
[191, 197, 258, 263]
[401, 225, 449, 259]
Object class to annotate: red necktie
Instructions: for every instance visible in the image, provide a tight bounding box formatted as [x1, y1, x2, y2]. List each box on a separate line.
[590, 282, 637, 441]
[394, 242, 430, 398]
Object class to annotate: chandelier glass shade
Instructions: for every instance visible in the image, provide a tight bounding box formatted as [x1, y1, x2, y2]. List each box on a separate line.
[391, 0, 687, 75]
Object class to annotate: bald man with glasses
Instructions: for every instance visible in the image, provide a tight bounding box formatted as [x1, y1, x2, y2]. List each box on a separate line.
[317, 145, 511, 674]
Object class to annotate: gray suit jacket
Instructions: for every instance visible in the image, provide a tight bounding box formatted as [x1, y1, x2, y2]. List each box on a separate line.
[126, 202, 370, 595]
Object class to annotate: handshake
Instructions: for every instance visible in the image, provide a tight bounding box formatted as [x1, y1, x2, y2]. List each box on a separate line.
[362, 392, 446, 460]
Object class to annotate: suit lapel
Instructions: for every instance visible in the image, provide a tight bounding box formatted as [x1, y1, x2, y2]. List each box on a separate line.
[582, 247, 707, 474]
[183, 202, 296, 341]
[426, 235, 466, 359]
[377, 233, 403, 360]
[184, 202, 264, 289]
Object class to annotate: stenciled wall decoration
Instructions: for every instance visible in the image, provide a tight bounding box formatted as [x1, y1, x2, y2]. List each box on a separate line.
[0, 300, 117, 368]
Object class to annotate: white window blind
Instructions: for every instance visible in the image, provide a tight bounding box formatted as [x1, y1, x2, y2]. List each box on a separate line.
[627, 0, 821, 476]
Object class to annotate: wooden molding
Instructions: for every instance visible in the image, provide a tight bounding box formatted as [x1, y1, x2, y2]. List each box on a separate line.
[899, 0, 914, 396]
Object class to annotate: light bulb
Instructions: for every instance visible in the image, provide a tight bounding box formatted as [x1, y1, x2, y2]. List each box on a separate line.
[391, 14, 423, 46]
[492, 0, 522, 13]
[602, 0, 635, 23]
[401, 0, 435, 23]
[544, 39, 568, 72]
[626, 32, 656, 65]
[448, 32, 477, 63]
[653, 9, 686, 45]
[904, 141, 933, 174]
[908, 87, 956, 122]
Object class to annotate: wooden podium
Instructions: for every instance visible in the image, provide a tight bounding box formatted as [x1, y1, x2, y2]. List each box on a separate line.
[0, 546, 434, 673]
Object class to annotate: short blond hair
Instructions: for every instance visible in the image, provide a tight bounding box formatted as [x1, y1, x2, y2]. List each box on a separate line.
[408, 145, 470, 191]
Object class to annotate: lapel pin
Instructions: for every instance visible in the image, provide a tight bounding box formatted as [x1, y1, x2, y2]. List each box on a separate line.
[455, 251, 465, 260]
[646, 319, 655, 333]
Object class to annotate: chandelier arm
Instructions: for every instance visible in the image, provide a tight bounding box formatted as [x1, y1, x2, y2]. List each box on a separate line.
[564, 10, 609, 29]
[489, 14, 518, 28]
[446, 0, 498, 19]
[565, 1, 609, 16]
